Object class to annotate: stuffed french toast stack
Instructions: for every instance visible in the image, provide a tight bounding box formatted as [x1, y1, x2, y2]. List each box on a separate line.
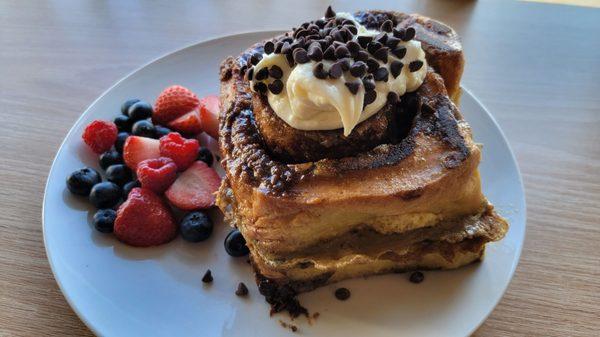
[217, 7, 508, 314]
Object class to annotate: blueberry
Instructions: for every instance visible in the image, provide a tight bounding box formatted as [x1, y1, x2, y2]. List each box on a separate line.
[121, 98, 140, 115]
[93, 209, 116, 233]
[115, 132, 129, 153]
[128, 101, 153, 121]
[131, 120, 156, 138]
[106, 164, 132, 186]
[180, 211, 213, 242]
[224, 229, 249, 257]
[89, 182, 121, 208]
[66, 167, 101, 196]
[99, 149, 123, 170]
[122, 180, 141, 199]
[197, 147, 214, 167]
[114, 115, 132, 132]
[155, 125, 172, 139]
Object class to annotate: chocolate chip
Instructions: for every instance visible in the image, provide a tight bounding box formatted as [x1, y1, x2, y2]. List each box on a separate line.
[364, 90, 377, 106]
[357, 35, 373, 48]
[344, 82, 360, 95]
[325, 5, 336, 19]
[268, 79, 284, 94]
[294, 28, 308, 39]
[335, 45, 350, 59]
[355, 50, 369, 62]
[374, 67, 389, 81]
[387, 91, 399, 104]
[329, 62, 343, 79]
[293, 48, 310, 64]
[307, 42, 323, 61]
[350, 61, 367, 77]
[269, 65, 283, 79]
[403, 27, 416, 41]
[313, 62, 328, 79]
[264, 41, 275, 55]
[332, 30, 345, 43]
[202, 269, 213, 283]
[334, 287, 351, 301]
[373, 47, 389, 63]
[366, 58, 380, 73]
[367, 41, 382, 55]
[253, 82, 267, 93]
[274, 41, 284, 54]
[285, 53, 295, 67]
[346, 25, 358, 35]
[246, 67, 254, 81]
[362, 75, 376, 91]
[376, 32, 388, 45]
[409, 60, 424, 72]
[390, 60, 404, 78]
[409, 271, 424, 283]
[393, 28, 405, 39]
[346, 40, 360, 54]
[323, 45, 336, 61]
[380, 20, 394, 32]
[392, 46, 407, 59]
[235, 282, 249, 296]
[255, 67, 268, 80]
[342, 19, 355, 26]
[339, 27, 352, 40]
[386, 36, 401, 49]
[338, 58, 351, 71]
[281, 42, 291, 55]
[250, 53, 262, 65]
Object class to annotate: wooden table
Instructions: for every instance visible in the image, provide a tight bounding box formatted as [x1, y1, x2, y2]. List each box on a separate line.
[1, 1, 598, 336]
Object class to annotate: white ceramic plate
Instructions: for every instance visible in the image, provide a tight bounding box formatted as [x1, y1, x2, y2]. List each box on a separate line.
[43, 31, 526, 337]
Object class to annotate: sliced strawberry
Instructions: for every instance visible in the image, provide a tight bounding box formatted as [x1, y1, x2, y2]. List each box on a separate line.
[167, 109, 202, 135]
[122, 136, 160, 170]
[159, 132, 199, 171]
[153, 85, 200, 125]
[114, 187, 177, 247]
[199, 95, 220, 139]
[165, 161, 221, 210]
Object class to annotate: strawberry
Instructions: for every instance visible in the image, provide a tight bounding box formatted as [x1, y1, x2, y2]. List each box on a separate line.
[114, 187, 177, 247]
[165, 161, 221, 210]
[199, 95, 220, 139]
[167, 109, 202, 135]
[82, 120, 118, 154]
[137, 157, 178, 193]
[122, 136, 160, 170]
[153, 85, 200, 125]
[159, 132, 199, 171]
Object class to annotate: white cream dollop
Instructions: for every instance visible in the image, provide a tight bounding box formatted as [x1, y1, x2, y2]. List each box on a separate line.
[250, 13, 428, 136]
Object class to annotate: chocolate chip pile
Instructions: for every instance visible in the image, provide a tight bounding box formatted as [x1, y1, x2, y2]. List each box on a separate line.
[243, 6, 424, 108]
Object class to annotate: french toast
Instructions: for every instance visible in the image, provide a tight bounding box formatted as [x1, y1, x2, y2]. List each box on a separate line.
[216, 8, 508, 315]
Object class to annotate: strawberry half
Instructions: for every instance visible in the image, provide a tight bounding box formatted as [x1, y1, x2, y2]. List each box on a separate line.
[114, 187, 177, 247]
[153, 85, 200, 125]
[168, 109, 202, 135]
[199, 95, 220, 139]
[123, 136, 160, 170]
[165, 161, 221, 210]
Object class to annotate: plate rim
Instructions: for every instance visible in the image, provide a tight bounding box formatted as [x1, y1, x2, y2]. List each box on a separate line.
[42, 30, 526, 337]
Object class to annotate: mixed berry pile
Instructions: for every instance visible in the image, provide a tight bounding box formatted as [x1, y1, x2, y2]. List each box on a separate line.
[66, 85, 248, 256]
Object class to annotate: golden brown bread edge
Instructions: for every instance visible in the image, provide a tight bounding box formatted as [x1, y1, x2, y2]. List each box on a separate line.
[250, 11, 465, 163]
[217, 64, 507, 258]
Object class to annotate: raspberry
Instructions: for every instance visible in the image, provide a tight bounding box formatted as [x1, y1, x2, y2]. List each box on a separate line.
[159, 132, 200, 171]
[136, 157, 178, 193]
[82, 120, 118, 154]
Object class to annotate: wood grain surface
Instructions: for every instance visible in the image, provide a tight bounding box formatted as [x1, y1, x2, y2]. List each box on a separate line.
[1, 1, 598, 336]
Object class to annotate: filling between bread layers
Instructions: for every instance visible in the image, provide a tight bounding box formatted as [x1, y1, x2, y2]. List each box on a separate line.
[247, 11, 427, 136]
